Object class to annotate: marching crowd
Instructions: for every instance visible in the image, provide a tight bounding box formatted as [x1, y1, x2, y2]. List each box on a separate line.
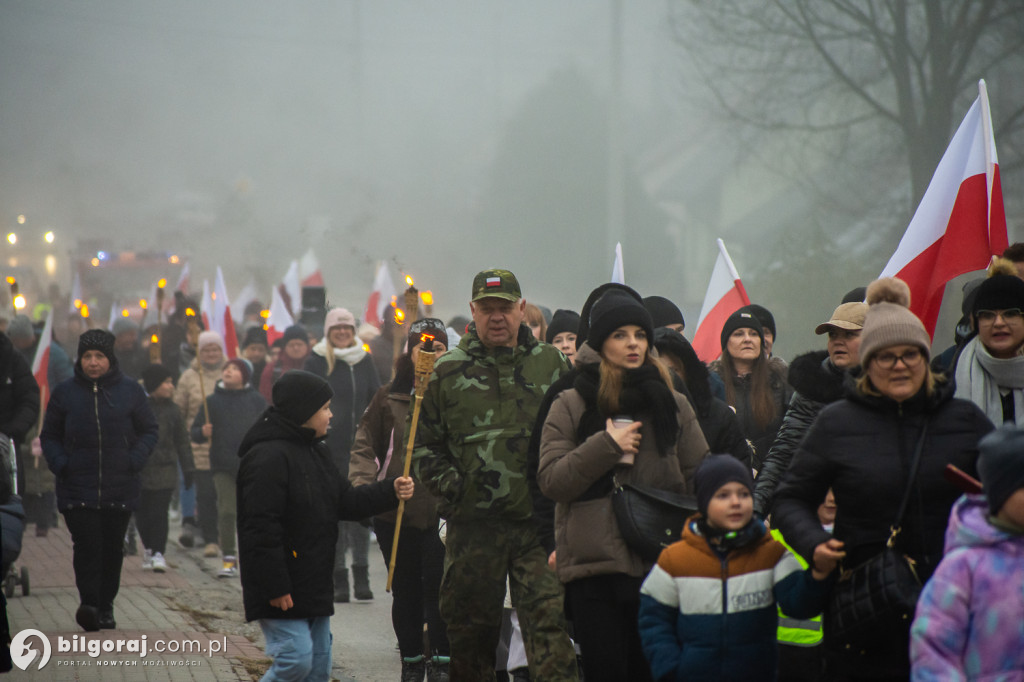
[2, 253, 1024, 682]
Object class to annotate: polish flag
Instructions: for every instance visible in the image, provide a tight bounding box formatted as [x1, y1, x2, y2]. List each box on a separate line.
[200, 279, 212, 331]
[278, 261, 301, 317]
[364, 261, 397, 329]
[692, 239, 751, 363]
[299, 248, 324, 287]
[266, 287, 295, 346]
[175, 261, 191, 294]
[31, 309, 54, 409]
[880, 79, 1008, 337]
[212, 267, 239, 358]
[611, 242, 625, 284]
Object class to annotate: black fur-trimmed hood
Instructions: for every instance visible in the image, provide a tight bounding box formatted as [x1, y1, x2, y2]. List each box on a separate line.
[786, 350, 846, 405]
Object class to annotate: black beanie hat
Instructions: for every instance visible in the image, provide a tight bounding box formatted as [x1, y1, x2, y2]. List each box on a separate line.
[225, 357, 253, 386]
[643, 296, 685, 330]
[281, 324, 309, 347]
[741, 304, 776, 340]
[576, 283, 644, 350]
[141, 364, 174, 394]
[78, 329, 116, 363]
[546, 309, 581, 343]
[719, 310, 764, 355]
[242, 326, 268, 349]
[408, 318, 449, 352]
[842, 287, 867, 304]
[587, 290, 655, 354]
[695, 454, 754, 518]
[972, 274, 1024, 319]
[272, 370, 334, 427]
[978, 424, 1024, 515]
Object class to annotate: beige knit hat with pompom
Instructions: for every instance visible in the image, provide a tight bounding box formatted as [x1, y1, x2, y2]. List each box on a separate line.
[858, 277, 932, 365]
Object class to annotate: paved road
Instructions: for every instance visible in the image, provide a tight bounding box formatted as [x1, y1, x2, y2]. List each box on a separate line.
[5, 515, 403, 680]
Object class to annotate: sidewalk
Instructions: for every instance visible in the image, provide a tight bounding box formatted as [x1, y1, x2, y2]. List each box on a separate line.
[6, 517, 268, 681]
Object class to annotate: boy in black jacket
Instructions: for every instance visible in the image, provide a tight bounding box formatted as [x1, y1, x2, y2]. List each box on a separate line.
[191, 357, 265, 577]
[237, 370, 413, 681]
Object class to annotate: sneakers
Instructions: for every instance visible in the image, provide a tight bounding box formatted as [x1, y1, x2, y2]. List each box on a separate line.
[218, 556, 238, 578]
[203, 543, 220, 558]
[151, 552, 167, 573]
[141, 549, 154, 570]
[178, 521, 196, 548]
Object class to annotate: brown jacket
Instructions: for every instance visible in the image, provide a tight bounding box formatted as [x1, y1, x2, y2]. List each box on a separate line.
[174, 358, 224, 470]
[349, 384, 440, 528]
[538, 388, 709, 582]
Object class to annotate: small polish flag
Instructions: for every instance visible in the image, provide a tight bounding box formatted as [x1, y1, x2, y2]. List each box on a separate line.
[486, 277, 501, 287]
[691, 239, 751, 363]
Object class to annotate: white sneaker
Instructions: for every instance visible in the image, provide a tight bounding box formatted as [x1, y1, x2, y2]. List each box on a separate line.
[141, 549, 154, 570]
[218, 557, 238, 578]
[151, 552, 167, 573]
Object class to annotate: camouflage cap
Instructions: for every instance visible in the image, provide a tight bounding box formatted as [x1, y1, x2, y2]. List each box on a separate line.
[471, 269, 522, 302]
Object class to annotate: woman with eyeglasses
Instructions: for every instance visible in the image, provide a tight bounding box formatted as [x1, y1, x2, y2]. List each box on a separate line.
[772, 277, 994, 681]
[953, 258, 1024, 425]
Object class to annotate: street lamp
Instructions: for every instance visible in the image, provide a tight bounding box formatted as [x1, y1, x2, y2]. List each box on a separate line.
[6, 233, 15, 245]
[44, 231, 55, 244]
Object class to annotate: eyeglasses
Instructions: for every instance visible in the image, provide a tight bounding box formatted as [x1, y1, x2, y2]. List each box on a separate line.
[873, 348, 923, 369]
[976, 308, 1023, 325]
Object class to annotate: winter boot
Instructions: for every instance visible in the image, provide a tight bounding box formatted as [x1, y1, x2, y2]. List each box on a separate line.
[333, 568, 350, 603]
[401, 656, 426, 682]
[352, 564, 373, 600]
[427, 655, 450, 682]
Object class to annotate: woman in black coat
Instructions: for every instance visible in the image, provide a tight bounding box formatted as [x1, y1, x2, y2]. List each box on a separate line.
[304, 307, 381, 601]
[237, 370, 412, 681]
[41, 329, 158, 632]
[773, 279, 994, 680]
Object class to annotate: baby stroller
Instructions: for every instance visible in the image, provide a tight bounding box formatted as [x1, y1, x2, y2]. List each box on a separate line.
[1, 434, 29, 598]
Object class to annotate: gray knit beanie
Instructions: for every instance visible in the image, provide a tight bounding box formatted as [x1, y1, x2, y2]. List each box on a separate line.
[858, 278, 931, 365]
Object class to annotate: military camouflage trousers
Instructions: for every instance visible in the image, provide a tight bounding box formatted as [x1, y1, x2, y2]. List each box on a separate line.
[441, 518, 578, 682]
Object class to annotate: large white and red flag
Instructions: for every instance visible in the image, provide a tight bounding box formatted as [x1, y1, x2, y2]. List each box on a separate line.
[31, 309, 54, 409]
[299, 248, 324, 288]
[212, 267, 239, 358]
[200, 279, 212, 331]
[692, 239, 751, 363]
[266, 286, 295, 346]
[278, 261, 301, 317]
[880, 79, 1008, 337]
[364, 261, 397, 329]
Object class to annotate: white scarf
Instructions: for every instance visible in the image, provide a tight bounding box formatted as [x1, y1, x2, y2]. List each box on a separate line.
[954, 336, 1024, 425]
[312, 338, 367, 367]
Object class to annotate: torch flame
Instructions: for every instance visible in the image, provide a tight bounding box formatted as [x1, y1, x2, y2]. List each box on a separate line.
[185, 308, 196, 317]
[81, 304, 90, 318]
[260, 309, 270, 319]
[5, 276, 14, 285]
[151, 334, 159, 344]
[158, 278, 167, 288]
[390, 296, 398, 307]
[405, 275, 414, 287]
[362, 343, 371, 353]
[395, 308, 406, 325]
[420, 333, 434, 344]
[420, 290, 433, 305]
[139, 299, 148, 309]
[74, 299, 83, 309]
[121, 308, 130, 318]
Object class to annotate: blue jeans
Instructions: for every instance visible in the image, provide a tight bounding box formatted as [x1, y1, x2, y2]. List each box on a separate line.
[259, 616, 332, 682]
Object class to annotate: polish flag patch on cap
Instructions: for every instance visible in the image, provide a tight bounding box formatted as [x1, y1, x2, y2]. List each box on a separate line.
[486, 277, 501, 287]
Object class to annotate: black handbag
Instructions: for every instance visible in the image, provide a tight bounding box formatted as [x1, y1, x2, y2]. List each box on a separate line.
[823, 422, 927, 653]
[611, 475, 696, 563]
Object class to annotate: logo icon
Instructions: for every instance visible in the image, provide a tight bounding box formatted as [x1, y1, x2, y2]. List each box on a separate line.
[10, 629, 51, 671]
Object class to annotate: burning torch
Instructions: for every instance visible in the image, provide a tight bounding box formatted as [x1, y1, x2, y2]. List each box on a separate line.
[386, 332, 438, 593]
[6, 277, 25, 318]
[185, 307, 211, 424]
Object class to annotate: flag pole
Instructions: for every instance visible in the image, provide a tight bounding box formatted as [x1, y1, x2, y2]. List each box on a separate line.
[386, 334, 437, 593]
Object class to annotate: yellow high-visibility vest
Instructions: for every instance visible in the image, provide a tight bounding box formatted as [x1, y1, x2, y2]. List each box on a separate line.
[771, 528, 823, 647]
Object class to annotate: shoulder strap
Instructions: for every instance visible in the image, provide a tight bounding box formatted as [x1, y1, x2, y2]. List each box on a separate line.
[889, 419, 928, 545]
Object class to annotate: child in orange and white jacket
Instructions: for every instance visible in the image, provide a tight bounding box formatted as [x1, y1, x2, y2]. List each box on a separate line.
[638, 455, 836, 682]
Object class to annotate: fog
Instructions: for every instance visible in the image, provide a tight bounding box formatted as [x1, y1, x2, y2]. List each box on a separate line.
[1, 1, 1020, 358]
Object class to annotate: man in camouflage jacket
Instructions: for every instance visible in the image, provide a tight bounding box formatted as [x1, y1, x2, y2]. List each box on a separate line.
[414, 269, 578, 682]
